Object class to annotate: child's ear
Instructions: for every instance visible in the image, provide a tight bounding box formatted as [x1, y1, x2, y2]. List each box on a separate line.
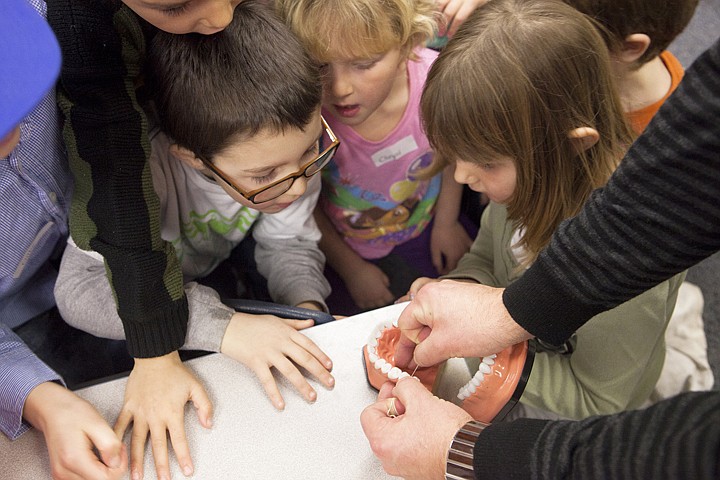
[568, 127, 600, 154]
[617, 33, 651, 65]
[169, 144, 205, 170]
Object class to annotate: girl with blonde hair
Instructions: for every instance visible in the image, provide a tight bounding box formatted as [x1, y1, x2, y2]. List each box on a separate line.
[276, 0, 480, 316]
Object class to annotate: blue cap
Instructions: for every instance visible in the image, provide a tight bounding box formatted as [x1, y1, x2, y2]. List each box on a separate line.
[0, 0, 62, 139]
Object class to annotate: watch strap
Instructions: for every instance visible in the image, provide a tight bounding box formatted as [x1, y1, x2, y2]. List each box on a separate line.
[446, 420, 488, 480]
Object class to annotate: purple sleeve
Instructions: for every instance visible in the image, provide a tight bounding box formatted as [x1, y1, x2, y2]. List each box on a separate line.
[0, 323, 63, 440]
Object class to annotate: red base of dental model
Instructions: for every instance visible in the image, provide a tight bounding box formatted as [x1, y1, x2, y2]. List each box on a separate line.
[363, 325, 534, 423]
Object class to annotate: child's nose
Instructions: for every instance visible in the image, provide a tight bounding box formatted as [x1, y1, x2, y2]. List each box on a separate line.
[326, 70, 353, 99]
[454, 164, 474, 185]
[200, 0, 234, 31]
[285, 175, 308, 198]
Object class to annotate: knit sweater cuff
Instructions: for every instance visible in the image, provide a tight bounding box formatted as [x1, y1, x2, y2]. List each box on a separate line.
[123, 295, 189, 358]
[473, 419, 548, 479]
[503, 262, 601, 346]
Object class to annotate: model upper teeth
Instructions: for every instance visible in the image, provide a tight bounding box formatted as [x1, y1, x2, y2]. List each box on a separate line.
[367, 322, 499, 400]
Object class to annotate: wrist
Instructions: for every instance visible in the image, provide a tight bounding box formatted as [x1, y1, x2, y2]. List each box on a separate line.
[446, 420, 488, 480]
[134, 350, 181, 369]
[23, 382, 69, 432]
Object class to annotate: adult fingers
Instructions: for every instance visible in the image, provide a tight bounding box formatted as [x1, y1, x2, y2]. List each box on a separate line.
[391, 376, 429, 409]
[392, 332, 419, 370]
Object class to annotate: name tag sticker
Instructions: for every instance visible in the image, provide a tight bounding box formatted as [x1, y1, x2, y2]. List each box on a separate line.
[371, 135, 418, 167]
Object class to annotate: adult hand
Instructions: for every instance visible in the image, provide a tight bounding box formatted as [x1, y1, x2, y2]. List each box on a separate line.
[345, 261, 395, 310]
[360, 378, 472, 480]
[115, 352, 213, 480]
[435, 0, 489, 38]
[395, 276, 438, 304]
[23, 381, 128, 480]
[430, 220, 472, 275]
[220, 312, 335, 410]
[394, 280, 532, 368]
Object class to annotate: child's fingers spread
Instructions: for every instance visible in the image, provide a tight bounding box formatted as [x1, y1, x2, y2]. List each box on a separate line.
[167, 417, 193, 477]
[286, 341, 335, 390]
[292, 332, 334, 372]
[253, 363, 285, 410]
[283, 318, 315, 331]
[190, 384, 214, 429]
[273, 355, 318, 403]
[113, 408, 133, 440]
[129, 421, 149, 480]
[149, 424, 170, 480]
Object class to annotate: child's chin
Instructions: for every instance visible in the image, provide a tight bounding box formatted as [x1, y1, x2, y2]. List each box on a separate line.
[259, 202, 292, 214]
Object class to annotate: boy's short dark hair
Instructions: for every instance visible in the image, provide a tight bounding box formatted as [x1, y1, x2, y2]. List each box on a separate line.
[149, 0, 321, 161]
[563, 0, 698, 65]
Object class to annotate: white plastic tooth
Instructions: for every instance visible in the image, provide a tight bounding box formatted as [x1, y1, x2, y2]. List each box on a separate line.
[374, 358, 387, 370]
[383, 321, 394, 331]
[398, 372, 410, 379]
[369, 337, 378, 347]
[381, 362, 392, 374]
[457, 391, 467, 401]
[368, 344, 377, 356]
[470, 375, 482, 387]
[392, 317, 399, 327]
[482, 356, 495, 366]
[489, 353, 497, 359]
[368, 351, 379, 363]
[374, 328, 383, 339]
[467, 383, 477, 394]
[479, 363, 492, 374]
[388, 367, 402, 380]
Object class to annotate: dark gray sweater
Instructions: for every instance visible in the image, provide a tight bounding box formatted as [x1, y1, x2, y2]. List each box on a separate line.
[475, 38, 720, 479]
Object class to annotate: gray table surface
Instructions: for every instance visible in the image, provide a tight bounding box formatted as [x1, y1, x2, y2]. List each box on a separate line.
[0, 303, 470, 480]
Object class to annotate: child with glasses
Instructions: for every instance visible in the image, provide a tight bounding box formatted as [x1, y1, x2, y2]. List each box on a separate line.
[55, 0, 336, 462]
[277, 0, 476, 316]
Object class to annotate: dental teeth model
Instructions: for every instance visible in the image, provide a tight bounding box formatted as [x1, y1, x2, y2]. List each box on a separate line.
[363, 320, 534, 423]
[362, 317, 444, 393]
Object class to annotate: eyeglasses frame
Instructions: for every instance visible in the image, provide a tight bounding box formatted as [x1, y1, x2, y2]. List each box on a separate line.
[198, 116, 339, 204]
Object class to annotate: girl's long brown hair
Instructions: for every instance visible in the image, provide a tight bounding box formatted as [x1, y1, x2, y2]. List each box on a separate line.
[422, 0, 634, 265]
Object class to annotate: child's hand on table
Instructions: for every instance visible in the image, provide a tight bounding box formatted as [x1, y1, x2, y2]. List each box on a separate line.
[115, 352, 213, 480]
[220, 312, 335, 410]
[23, 382, 128, 480]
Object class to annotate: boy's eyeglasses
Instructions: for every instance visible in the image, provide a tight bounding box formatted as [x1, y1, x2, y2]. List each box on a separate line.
[199, 116, 339, 204]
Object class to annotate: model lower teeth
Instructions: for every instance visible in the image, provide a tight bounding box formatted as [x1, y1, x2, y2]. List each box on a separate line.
[457, 354, 497, 400]
[365, 323, 499, 395]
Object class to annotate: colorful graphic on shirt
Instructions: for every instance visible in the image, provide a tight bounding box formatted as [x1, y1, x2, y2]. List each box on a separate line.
[322, 151, 440, 245]
[172, 207, 260, 278]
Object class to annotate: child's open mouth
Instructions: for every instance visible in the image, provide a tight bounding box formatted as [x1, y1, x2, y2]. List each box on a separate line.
[334, 104, 361, 118]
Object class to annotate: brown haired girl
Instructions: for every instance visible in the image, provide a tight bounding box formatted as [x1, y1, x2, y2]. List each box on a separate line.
[410, 0, 691, 420]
